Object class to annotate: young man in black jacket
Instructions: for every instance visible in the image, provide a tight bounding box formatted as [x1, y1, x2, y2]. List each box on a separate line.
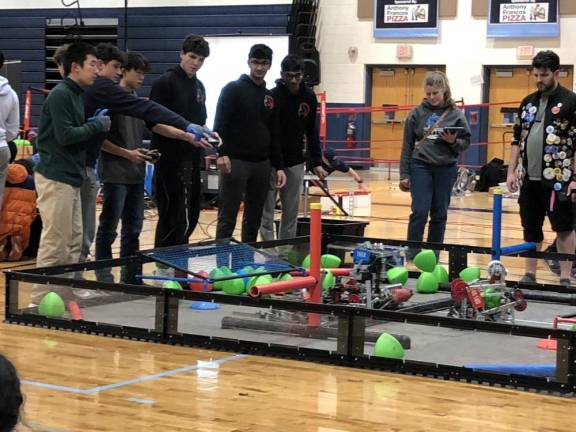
[259, 55, 327, 241]
[214, 44, 286, 243]
[80, 43, 210, 261]
[148, 35, 213, 249]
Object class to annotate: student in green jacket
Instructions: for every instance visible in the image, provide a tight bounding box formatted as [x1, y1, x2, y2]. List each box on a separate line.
[33, 42, 110, 303]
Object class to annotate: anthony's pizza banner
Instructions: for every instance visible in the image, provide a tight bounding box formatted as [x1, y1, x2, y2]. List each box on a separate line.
[488, 0, 559, 38]
[373, 0, 439, 38]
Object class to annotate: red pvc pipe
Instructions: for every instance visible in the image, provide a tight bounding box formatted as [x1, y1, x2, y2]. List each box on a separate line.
[249, 276, 317, 298]
[326, 268, 351, 277]
[309, 203, 322, 327]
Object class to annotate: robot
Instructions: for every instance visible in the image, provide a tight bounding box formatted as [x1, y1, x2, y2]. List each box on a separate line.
[448, 260, 527, 322]
[325, 242, 413, 309]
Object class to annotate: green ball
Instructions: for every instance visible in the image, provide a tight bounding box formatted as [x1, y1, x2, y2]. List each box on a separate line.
[222, 274, 246, 295]
[302, 254, 311, 269]
[219, 266, 233, 276]
[279, 273, 294, 282]
[38, 292, 66, 317]
[321, 254, 342, 268]
[163, 280, 182, 290]
[416, 272, 439, 294]
[413, 249, 437, 273]
[322, 271, 335, 292]
[459, 267, 481, 283]
[432, 265, 449, 284]
[253, 275, 274, 289]
[571, 324, 576, 331]
[386, 267, 409, 285]
[374, 333, 405, 359]
[482, 288, 501, 309]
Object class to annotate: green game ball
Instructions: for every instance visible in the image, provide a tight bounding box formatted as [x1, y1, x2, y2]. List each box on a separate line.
[413, 249, 437, 273]
[416, 272, 439, 294]
[302, 254, 342, 269]
[373, 333, 405, 360]
[482, 288, 501, 309]
[222, 274, 246, 295]
[163, 280, 182, 290]
[38, 292, 66, 318]
[571, 324, 576, 331]
[432, 265, 449, 284]
[322, 271, 335, 292]
[279, 273, 294, 282]
[459, 267, 481, 283]
[386, 267, 409, 286]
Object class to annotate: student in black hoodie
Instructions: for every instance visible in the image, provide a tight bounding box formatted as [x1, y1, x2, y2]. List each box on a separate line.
[214, 44, 286, 243]
[80, 43, 210, 261]
[259, 55, 326, 241]
[148, 35, 215, 249]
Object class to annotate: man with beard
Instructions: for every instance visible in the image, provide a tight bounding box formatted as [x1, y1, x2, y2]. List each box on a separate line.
[506, 50, 576, 287]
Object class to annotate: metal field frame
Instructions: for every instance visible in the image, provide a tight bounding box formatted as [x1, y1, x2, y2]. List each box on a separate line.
[4, 235, 576, 395]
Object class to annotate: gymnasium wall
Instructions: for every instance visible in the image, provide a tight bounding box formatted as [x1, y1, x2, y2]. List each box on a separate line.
[316, 0, 576, 104]
[0, 3, 291, 127]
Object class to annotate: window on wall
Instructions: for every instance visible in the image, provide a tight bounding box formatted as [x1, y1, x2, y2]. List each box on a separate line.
[45, 18, 118, 90]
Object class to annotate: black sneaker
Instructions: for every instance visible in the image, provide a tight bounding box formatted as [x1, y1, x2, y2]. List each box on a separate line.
[544, 243, 561, 276]
[519, 272, 537, 284]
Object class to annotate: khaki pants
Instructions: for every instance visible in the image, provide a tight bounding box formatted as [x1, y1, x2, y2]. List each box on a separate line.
[32, 173, 82, 303]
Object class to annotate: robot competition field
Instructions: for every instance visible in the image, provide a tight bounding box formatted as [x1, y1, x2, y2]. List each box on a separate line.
[6, 230, 575, 392]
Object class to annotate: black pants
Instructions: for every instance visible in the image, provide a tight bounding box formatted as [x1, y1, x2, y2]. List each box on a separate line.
[153, 160, 202, 248]
[216, 158, 272, 243]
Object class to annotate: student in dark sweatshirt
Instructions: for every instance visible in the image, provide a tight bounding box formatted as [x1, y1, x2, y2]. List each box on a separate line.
[79, 43, 210, 261]
[214, 44, 286, 243]
[259, 55, 326, 241]
[33, 42, 110, 302]
[399, 71, 471, 259]
[148, 35, 213, 249]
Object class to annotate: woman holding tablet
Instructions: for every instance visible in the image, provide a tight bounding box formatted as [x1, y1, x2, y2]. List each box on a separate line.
[399, 71, 471, 259]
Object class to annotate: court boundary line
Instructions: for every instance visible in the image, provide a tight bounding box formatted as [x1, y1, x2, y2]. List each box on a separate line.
[21, 354, 244, 395]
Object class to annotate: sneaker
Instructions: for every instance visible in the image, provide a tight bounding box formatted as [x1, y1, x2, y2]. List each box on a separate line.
[519, 272, 537, 284]
[544, 243, 561, 276]
[560, 278, 572, 289]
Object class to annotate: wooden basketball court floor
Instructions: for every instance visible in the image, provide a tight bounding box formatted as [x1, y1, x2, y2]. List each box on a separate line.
[2, 171, 575, 432]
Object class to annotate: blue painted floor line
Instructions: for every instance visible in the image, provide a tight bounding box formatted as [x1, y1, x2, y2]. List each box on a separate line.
[22, 354, 245, 396]
[26, 422, 75, 432]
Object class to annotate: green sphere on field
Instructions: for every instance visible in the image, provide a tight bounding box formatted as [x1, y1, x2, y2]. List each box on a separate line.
[222, 274, 246, 295]
[162, 280, 182, 290]
[373, 333, 405, 359]
[459, 267, 481, 283]
[322, 271, 335, 292]
[386, 267, 409, 285]
[38, 292, 66, 318]
[432, 265, 449, 284]
[416, 272, 439, 294]
[413, 249, 437, 272]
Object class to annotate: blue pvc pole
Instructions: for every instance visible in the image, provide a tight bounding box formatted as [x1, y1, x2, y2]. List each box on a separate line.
[500, 242, 537, 256]
[492, 190, 502, 260]
[465, 363, 555, 377]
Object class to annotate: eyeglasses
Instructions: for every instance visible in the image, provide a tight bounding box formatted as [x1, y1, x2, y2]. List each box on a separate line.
[283, 72, 303, 80]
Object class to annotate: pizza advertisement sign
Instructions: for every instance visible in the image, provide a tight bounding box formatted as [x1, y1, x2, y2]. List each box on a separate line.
[374, 0, 439, 38]
[488, 0, 559, 38]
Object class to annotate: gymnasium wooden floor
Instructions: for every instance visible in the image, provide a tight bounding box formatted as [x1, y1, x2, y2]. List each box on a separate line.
[2, 172, 575, 432]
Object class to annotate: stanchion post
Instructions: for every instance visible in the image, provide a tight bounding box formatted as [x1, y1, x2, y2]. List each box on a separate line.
[309, 202, 322, 327]
[492, 188, 502, 260]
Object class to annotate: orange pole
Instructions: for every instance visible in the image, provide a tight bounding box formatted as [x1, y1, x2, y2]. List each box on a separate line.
[249, 276, 316, 298]
[23, 88, 32, 136]
[309, 202, 322, 327]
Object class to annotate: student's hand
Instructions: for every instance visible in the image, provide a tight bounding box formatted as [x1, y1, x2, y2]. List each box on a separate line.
[312, 165, 328, 180]
[276, 170, 287, 188]
[506, 172, 518, 193]
[567, 180, 576, 202]
[399, 178, 410, 192]
[127, 148, 152, 164]
[217, 156, 231, 174]
[439, 131, 458, 144]
[184, 132, 213, 150]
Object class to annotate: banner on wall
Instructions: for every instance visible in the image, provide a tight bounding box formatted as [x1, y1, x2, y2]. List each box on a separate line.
[487, 0, 559, 38]
[373, 0, 439, 38]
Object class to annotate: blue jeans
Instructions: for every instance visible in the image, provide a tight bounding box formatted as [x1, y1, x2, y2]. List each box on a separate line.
[95, 183, 144, 260]
[407, 160, 457, 256]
